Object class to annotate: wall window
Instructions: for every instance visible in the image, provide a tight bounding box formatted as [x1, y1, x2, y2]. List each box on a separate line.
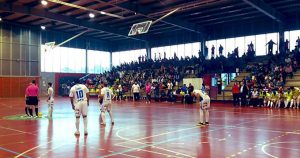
[235, 36, 245, 57]
[285, 30, 300, 49]
[255, 34, 266, 56]
[289, 30, 300, 48]
[225, 38, 235, 56]
[87, 50, 110, 74]
[151, 42, 201, 59]
[41, 45, 86, 73]
[191, 42, 200, 57]
[113, 49, 146, 66]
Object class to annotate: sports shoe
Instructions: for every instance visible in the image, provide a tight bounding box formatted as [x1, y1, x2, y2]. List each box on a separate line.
[205, 122, 209, 125]
[84, 132, 88, 136]
[74, 131, 80, 136]
[196, 122, 205, 126]
[100, 123, 106, 126]
[111, 122, 115, 125]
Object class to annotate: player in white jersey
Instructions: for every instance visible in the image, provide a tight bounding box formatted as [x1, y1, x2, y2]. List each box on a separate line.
[99, 82, 114, 126]
[69, 79, 90, 136]
[193, 89, 210, 126]
[47, 82, 54, 118]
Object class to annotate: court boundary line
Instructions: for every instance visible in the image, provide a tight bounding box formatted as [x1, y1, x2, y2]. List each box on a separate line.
[261, 141, 300, 158]
[0, 146, 31, 158]
[100, 116, 274, 158]
[15, 141, 53, 158]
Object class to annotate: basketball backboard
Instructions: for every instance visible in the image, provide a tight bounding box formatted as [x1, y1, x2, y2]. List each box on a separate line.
[128, 21, 152, 36]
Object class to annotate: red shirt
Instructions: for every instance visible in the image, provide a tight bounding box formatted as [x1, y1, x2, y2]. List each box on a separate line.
[26, 84, 39, 97]
[232, 84, 240, 94]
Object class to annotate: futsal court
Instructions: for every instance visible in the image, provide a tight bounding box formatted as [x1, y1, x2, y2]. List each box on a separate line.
[0, 98, 299, 158]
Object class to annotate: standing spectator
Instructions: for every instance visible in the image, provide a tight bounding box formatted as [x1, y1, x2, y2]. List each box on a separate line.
[205, 45, 209, 58]
[145, 82, 152, 104]
[249, 41, 254, 52]
[217, 77, 222, 94]
[211, 45, 215, 59]
[234, 47, 239, 58]
[239, 81, 249, 107]
[232, 81, 240, 107]
[285, 39, 289, 53]
[164, 52, 166, 59]
[266, 40, 277, 55]
[25, 80, 39, 118]
[219, 44, 224, 56]
[167, 80, 173, 101]
[188, 83, 194, 95]
[296, 36, 300, 51]
[132, 82, 140, 101]
[117, 83, 123, 101]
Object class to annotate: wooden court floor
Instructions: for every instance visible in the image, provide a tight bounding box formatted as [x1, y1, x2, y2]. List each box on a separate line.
[0, 98, 299, 158]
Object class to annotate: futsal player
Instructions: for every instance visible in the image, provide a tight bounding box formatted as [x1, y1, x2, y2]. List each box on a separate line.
[99, 82, 114, 126]
[291, 87, 299, 109]
[193, 89, 210, 126]
[284, 88, 293, 108]
[98, 83, 104, 123]
[69, 79, 90, 136]
[47, 82, 54, 118]
[25, 80, 39, 118]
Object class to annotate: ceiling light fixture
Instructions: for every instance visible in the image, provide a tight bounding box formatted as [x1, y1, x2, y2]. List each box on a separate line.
[0, 18, 2, 22]
[89, 13, 95, 18]
[41, 0, 48, 6]
[100, 11, 106, 15]
[41, 26, 46, 30]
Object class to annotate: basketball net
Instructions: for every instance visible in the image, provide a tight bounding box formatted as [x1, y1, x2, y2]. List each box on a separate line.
[44, 42, 56, 54]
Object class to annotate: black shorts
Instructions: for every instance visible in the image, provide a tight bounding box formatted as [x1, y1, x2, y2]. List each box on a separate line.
[26, 96, 38, 106]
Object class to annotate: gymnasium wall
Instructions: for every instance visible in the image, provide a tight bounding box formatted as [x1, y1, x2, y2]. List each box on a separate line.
[0, 76, 39, 98]
[0, 23, 40, 76]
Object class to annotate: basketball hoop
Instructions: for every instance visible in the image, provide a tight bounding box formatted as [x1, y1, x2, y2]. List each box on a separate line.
[44, 42, 56, 53]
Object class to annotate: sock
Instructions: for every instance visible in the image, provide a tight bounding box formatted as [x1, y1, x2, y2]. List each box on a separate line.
[48, 106, 53, 117]
[83, 117, 87, 133]
[28, 108, 33, 116]
[101, 112, 106, 124]
[108, 111, 114, 123]
[35, 107, 39, 116]
[205, 110, 209, 123]
[75, 118, 80, 132]
[25, 107, 29, 116]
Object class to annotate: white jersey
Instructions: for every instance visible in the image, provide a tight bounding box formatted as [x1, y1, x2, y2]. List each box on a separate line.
[101, 87, 113, 104]
[194, 90, 210, 101]
[48, 87, 54, 100]
[132, 84, 140, 93]
[69, 84, 89, 103]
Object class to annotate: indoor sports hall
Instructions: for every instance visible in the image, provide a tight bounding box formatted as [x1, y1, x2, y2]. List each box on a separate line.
[0, 0, 300, 158]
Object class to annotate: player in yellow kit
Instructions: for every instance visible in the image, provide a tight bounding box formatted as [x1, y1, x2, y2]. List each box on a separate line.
[284, 88, 293, 108]
[269, 91, 279, 108]
[291, 87, 299, 109]
[266, 90, 272, 107]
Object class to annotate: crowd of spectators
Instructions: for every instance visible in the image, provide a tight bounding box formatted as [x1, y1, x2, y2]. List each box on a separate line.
[80, 38, 300, 105]
[232, 38, 300, 108]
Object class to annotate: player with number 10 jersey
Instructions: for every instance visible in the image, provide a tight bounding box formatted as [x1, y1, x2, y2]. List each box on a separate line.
[69, 80, 90, 136]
